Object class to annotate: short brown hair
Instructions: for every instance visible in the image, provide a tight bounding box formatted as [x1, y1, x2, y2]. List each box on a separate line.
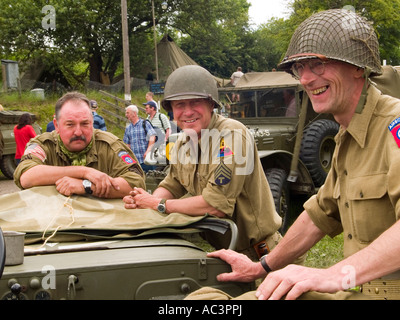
[55, 92, 90, 120]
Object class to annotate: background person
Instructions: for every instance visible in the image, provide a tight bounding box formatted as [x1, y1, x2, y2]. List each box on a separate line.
[144, 100, 171, 141]
[230, 66, 244, 102]
[123, 104, 157, 172]
[14, 92, 145, 199]
[14, 113, 37, 165]
[90, 99, 107, 131]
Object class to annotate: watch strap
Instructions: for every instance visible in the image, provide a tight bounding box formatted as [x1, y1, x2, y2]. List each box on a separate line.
[260, 255, 272, 273]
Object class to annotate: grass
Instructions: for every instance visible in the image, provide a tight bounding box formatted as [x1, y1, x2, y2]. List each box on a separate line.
[305, 233, 344, 268]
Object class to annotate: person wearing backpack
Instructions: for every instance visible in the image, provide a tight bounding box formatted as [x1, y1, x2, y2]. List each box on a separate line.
[143, 100, 171, 141]
[124, 105, 157, 172]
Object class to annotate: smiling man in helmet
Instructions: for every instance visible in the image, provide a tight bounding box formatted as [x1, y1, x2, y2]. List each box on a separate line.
[123, 65, 282, 260]
[187, 8, 400, 300]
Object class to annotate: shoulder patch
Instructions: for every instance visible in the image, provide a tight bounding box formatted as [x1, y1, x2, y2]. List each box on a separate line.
[118, 151, 137, 165]
[388, 117, 400, 147]
[214, 162, 232, 186]
[24, 143, 46, 162]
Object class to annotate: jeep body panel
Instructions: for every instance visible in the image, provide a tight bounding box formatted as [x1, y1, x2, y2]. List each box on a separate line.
[0, 237, 253, 300]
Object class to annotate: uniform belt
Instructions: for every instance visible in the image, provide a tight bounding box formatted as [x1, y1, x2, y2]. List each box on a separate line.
[361, 279, 400, 300]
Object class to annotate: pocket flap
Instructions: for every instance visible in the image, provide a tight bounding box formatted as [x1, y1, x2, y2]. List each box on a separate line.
[348, 174, 387, 200]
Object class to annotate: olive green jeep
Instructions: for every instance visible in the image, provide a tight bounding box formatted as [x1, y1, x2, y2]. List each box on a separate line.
[0, 111, 41, 179]
[0, 186, 253, 300]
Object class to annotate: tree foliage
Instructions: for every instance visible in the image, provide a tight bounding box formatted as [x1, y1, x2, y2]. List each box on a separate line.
[0, 0, 399, 89]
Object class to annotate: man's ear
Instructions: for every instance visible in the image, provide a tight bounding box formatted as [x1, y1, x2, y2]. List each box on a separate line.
[53, 119, 59, 132]
[354, 67, 365, 79]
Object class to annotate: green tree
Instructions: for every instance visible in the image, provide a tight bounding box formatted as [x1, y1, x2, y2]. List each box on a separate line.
[0, 0, 253, 85]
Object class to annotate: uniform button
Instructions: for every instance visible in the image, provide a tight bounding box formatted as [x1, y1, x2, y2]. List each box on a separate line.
[345, 202, 349, 208]
[360, 192, 364, 198]
[348, 234, 352, 239]
[344, 170, 348, 175]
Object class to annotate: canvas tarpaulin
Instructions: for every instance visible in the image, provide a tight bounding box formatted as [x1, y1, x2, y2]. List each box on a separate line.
[232, 71, 302, 90]
[157, 35, 230, 86]
[0, 186, 219, 244]
[371, 65, 400, 99]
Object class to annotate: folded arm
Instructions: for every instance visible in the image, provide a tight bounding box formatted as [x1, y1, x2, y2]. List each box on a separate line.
[20, 165, 131, 198]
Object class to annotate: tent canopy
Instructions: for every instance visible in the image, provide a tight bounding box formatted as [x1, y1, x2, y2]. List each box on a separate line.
[157, 35, 230, 86]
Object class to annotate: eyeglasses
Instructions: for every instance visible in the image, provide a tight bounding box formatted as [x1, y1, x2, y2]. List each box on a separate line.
[291, 59, 329, 79]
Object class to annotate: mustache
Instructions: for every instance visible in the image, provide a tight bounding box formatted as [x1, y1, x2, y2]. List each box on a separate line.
[69, 135, 86, 143]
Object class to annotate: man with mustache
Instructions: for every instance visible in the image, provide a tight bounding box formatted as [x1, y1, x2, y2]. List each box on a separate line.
[14, 92, 145, 198]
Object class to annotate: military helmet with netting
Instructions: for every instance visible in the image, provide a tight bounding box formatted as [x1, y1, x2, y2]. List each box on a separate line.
[278, 9, 382, 76]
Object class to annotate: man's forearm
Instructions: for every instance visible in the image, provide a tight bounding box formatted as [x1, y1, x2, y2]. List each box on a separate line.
[267, 211, 325, 270]
[165, 195, 225, 217]
[20, 165, 86, 189]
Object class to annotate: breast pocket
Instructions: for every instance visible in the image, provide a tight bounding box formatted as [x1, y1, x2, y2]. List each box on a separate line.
[179, 165, 196, 194]
[348, 174, 395, 243]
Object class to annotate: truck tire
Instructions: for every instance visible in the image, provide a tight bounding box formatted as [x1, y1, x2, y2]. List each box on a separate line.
[265, 168, 290, 233]
[0, 154, 17, 179]
[300, 119, 339, 187]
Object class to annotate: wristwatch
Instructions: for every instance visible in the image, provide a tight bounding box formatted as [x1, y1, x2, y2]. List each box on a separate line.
[157, 199, 167, 213]
[82, 179, 93, 194]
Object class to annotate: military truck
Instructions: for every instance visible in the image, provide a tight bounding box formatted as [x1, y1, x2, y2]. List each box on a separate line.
[218, 71, 339, 231]
[0, 111, 41, 179]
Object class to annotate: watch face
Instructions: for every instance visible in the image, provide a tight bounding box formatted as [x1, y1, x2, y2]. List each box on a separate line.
[157, 203, 166, 213]
[83, 180, 92, 194]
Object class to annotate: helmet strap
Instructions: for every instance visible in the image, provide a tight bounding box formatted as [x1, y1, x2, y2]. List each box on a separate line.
[355, 67, 372, 114]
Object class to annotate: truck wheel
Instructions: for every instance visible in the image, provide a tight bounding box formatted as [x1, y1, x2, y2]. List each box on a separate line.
[300, 119, 339, 187]
[265, 168, 290, 233]
[0, 154, 17, 179]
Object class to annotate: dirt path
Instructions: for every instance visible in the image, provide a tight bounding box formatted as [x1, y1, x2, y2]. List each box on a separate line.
[0, 176, 20, 196]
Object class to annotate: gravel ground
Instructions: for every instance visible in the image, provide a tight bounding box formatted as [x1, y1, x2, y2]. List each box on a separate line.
[0, 176, 20, 196]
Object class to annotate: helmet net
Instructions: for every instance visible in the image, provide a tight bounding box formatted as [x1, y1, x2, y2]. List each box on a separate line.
[279, 9, 382, 75]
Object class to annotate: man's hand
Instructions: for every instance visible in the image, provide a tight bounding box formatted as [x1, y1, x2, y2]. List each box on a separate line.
[55, 176, 84, 196]
[83, 169, 120, 198]
[255, 264, 341, 300]
[207, 249, 266, 283]
[55, 171, 121, 198]
[123, 187, 160, 210]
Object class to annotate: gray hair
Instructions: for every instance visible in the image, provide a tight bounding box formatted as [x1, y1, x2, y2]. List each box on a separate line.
[126, 104, 138, 114]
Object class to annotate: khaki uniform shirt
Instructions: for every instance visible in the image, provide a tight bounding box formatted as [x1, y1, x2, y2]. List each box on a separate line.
[14, 129, 145, 189]
[305, 85, 400, 259]
[159, 113, 281, 252]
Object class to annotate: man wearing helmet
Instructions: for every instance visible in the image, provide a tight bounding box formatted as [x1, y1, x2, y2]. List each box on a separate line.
[186, 9, 400, 300]
[123, 65, 282, 260]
